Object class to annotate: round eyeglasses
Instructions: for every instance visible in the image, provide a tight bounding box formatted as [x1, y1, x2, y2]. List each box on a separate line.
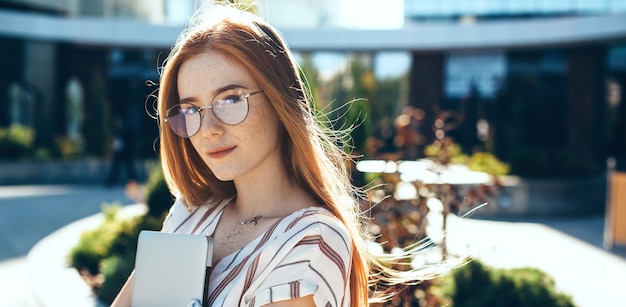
[164, 88, 264, 138]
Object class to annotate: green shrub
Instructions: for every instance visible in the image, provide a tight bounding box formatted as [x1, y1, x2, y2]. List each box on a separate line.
[444, 259, 576, 307]
[98, 254, 135, 304]
[106, 214, 163, 260]
[68, 203, 125, 274]
[69, 204, 164, 304]
[68, 235, 103, 275]
[144, 164, 174, 218]
[55, 136, 83, 160]
[466, 151, 510, 176]
[97, 214, 163, 304]
[97, 163, 168, 304]
[0, 124, 35, 160]
[68, 164, 176, 304]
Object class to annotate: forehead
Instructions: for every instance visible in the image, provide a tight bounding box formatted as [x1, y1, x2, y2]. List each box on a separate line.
[177, 51, 257, 96]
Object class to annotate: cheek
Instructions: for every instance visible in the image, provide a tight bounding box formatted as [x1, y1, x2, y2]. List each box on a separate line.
[243, 119, 276, 147]
[245, 101, 280, 136]
[253, 109, 281, 144]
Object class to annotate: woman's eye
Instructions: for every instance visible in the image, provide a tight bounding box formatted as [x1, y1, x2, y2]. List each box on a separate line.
[183, 106, 199, 114]
[222, 95, 242, 104]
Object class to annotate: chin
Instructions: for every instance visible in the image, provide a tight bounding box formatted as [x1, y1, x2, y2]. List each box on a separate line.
[216, 176, 234, 182]
[212, 174, 232, 182]
[211, 170, 236, 182]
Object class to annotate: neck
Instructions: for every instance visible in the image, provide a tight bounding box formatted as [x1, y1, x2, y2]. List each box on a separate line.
[232, 169, 313, 218]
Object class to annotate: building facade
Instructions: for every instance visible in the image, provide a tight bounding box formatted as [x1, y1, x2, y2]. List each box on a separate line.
[0, 0, 625, 181]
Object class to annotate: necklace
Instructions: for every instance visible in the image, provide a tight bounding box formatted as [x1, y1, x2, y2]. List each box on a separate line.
[240, 215, 262, 225]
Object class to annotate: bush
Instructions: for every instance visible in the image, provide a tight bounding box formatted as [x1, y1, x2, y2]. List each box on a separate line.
[106, 214, 163, 258]
[55, 136, 83, 160]
[69, 204, 164, 303]
[69, 163, 172, 304]
[144, 164, 174, 218]
[466, 152, 510, 176]
[68, 203, 126, 275]
[0, 124, 35, 160]
[443, 259, 576, 307]
[98, 254, 135, 303]
[424, 139, 510, 176]
[96, 208, 163, 303]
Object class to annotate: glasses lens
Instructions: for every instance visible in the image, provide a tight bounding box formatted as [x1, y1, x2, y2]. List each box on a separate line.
[213, 89, 249, 125]
[166, 103, 201, 138]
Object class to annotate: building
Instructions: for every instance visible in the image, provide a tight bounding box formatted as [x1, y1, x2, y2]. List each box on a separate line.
[1, 0, 626, 214]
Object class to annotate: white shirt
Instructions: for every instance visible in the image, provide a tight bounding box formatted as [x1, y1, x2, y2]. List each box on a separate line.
[161, 198, 352, 307]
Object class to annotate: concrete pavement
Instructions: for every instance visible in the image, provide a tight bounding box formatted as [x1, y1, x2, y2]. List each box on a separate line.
[0, 257, 40, 307]
[0, 184, 135, 307]
[446, 214, 626, 307]
[27, 203, 146, 307]
[1, 184, 626, 306]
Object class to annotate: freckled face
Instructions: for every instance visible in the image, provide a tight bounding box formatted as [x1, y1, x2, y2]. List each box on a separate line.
[176, 51, 282, 182]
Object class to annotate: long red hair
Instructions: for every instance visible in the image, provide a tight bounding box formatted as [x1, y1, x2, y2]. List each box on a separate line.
[157, 5, 369, 306]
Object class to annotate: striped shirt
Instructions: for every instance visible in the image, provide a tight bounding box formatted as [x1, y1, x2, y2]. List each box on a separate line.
[161, 198, 352, 307]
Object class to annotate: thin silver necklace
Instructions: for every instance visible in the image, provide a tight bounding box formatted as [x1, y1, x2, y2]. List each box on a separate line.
[240, 215, 262, 225]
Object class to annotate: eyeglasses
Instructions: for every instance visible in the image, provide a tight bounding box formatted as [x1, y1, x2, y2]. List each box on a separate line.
[164, 88, 264, 138]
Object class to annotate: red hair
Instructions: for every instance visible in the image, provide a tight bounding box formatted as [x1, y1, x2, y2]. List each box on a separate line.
[157, 5, 369, 305]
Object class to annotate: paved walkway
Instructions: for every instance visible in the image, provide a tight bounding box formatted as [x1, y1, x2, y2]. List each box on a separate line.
[1, 184, 625, 306]
[446, 214, 626, 307]
[0, 184, 134, 307]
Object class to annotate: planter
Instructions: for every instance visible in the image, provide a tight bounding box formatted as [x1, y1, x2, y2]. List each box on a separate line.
[0, 160, 149, 185]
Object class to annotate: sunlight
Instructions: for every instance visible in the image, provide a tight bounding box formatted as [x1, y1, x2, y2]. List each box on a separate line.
[338, 0, 404, 29]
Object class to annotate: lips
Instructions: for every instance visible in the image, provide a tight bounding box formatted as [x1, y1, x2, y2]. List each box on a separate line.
[206, 146, 236, 159]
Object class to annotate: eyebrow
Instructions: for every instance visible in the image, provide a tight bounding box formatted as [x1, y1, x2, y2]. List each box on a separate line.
[178, 83, 247, 104]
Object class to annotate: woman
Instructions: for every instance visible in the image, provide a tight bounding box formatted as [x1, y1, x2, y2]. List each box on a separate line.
[113, 4, 439, 306]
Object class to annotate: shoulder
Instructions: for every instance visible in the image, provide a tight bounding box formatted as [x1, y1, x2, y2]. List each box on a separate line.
[287, 207, 351, 242]
[249, 207, 353, 307]
[161, 198, 192, 233]
[279, 206, 353, 262]
[162, 198, 186, 224]
[161, 197, 228, 233]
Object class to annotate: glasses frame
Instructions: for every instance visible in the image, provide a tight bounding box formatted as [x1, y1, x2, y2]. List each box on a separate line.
[164, 89, 264, 138]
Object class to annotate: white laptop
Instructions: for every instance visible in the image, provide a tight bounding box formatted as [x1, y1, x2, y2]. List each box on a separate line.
[131, 231, 213, 307]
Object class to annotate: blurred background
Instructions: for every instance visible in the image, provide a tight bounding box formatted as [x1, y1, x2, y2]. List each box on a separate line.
[1, 0, 625, 203]
[1, 0, 626, 306]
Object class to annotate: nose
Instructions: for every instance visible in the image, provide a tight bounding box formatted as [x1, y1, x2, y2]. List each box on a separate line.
[197, 106, 224, 137]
